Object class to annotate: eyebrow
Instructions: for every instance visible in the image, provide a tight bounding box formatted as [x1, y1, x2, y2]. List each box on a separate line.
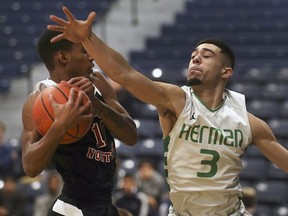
[193, 47, 216, 56]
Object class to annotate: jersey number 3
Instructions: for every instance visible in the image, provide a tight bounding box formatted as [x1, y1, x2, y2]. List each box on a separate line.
[197, 149, 220, 178]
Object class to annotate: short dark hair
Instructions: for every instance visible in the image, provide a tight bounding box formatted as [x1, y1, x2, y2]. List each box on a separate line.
[196, 38, 235, 69]
[37, 30, 73, 70]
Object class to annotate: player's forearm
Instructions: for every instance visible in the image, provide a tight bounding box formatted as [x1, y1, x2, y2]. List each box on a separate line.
[82, 33, 133, 85]
[91, 97, 138, 146]
[22, 121, 66, 177]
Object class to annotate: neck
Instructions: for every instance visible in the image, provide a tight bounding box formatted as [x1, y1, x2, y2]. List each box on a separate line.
[49, 69, 69, 83]
[192, 87, 226, 110]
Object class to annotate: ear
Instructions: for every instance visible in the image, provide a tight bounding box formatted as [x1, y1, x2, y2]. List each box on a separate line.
[57, 51, 69, 64]
[222, 67, 233, 79]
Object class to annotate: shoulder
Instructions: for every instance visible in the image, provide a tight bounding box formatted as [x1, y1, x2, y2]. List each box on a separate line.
[34, 79, 56, 91]
[247, 112, 271, 140]
[247, 112, 268, 128]
[156, 82, 184, 92]
[23, 91, 40, 111]
[181, 85, 191, 92]
[226, 89, 245, 100]
[225, 89, 247, 110]
[24, 79, 56, 111]
[155, 82, 185, 110]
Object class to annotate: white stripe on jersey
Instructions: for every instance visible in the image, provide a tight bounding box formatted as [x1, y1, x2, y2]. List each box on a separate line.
[52, 199, 84, 216]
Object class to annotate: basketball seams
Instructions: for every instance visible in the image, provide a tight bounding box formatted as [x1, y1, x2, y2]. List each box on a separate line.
[40, 90, 55, 122]
[53, 84, 69, 100]
[53, 84, 82, 142]
[32, 82, 92, 144]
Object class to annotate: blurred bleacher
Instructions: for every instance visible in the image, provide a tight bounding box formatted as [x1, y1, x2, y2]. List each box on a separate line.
[1, 0, 288, 215]
[0, 0, 115, 92]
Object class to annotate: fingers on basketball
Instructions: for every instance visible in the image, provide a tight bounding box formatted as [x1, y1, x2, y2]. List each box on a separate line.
[32, 82, 93, 144]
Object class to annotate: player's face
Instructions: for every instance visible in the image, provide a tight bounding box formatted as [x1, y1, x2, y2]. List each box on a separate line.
[187, 43, 226, 87]
[66, 43, 94, 78]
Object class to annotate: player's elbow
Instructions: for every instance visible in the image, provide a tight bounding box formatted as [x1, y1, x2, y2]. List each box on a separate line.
[23, 166, 40, 178]
[23, 164, 38, 178]
[118, 116, 138, 146]
[128, 122, 138, 146]
[125, 133, 138, 147]
[22, 159, 42, 178]
[119, 129, 138, 147]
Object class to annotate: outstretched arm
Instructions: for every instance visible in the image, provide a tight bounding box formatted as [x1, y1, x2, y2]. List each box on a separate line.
[47, 6, 177, 110]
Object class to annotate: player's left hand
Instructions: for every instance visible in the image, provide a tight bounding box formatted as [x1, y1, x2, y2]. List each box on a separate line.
[90, 71, 118, 101]
[48, 6, 96, 43]
[67, 77, 94, 100]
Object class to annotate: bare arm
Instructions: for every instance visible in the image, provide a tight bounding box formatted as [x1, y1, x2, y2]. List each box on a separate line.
[68, 74, 138, 146]
[47, 6, 187, 137]
[248, 112, 288, 172]
[47, 6, 174, 110]
[22, 89, 92, 177]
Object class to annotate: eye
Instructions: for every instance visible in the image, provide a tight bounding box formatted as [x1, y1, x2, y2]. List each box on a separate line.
[191, 52, 197, 59]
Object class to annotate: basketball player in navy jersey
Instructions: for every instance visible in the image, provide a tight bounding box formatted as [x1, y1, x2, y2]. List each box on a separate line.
[47, 7, 288, 216]
[21, 29, 137, 216]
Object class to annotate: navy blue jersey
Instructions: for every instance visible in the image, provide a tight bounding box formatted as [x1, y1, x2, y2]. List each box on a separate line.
[52, 111, 116, 206]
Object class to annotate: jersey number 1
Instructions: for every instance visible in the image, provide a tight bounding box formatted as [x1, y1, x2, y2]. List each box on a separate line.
[91, 122, 107, 148]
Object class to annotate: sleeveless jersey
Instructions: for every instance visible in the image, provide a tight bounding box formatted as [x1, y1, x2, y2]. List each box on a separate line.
[34, 79, 116, 207]
[163, 86, 252, 215]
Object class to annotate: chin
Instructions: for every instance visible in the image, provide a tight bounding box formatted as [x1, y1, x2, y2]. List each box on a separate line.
[85, 70, 93, 78]
[187, 78, 202, 86]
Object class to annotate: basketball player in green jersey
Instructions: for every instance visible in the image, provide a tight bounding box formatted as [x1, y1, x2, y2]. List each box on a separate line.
[48, 7, 288, 215]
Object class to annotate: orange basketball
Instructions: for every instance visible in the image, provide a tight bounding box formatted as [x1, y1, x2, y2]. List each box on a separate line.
[32, 82, 93, 144]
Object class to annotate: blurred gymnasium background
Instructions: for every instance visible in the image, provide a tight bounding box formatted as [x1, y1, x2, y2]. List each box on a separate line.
[0, 0, 288, 215]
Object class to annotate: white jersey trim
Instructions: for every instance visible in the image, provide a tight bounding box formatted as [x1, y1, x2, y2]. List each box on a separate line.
[34, 79, 56, 91]
[52, 199, 84, 216]
[33, 78, 101, 95]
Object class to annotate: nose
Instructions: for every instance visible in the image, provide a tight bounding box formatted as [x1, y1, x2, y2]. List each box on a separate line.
[192, 54, 200, 64]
